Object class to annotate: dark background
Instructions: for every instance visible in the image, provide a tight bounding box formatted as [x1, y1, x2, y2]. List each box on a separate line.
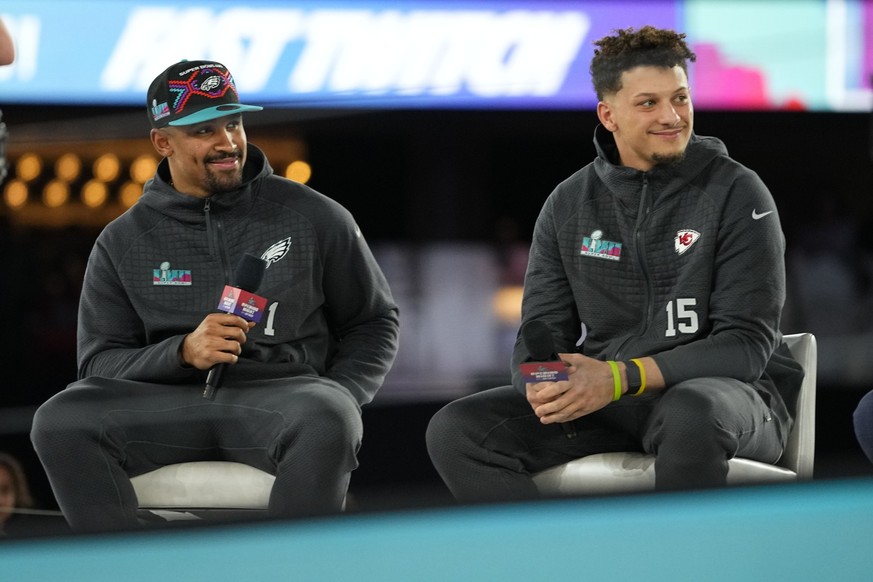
[2, 105, 873, 519]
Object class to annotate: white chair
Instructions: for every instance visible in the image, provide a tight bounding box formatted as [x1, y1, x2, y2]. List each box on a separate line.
[532, 333, 817, 495]
[130, 461, 275, 522]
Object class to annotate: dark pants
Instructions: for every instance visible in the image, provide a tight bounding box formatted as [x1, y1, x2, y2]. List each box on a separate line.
[426, 378, 784, 501]
[31, 375, 362, 531]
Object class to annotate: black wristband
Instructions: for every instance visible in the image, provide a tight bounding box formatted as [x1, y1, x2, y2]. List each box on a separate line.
[623, 360, 641, 396]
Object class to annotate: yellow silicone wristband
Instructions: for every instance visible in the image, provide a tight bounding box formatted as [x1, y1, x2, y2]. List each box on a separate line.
[607, 360, 621, 402]
[631, 358, 646, 396]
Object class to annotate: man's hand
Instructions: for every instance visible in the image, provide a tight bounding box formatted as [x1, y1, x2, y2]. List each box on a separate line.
[179, 313, 256, 370]
[526, 353, 617, 424]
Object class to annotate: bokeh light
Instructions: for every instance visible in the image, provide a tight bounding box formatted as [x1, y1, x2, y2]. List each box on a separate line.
[93, 153, 121, 182]
[16, 153, 43, 182]
[42, 179, 69, 208]
[3, 179, 28, 209]
[130, 154, 158, 184]
[285, 161, 312, 184]
[82, 179, 108, 208]
[119, 181, 143, 208]
[55, 153, 82, 183]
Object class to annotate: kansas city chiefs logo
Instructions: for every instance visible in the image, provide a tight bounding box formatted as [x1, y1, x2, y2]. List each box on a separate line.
[674, 230, 700, 255]
[261, 237, 292, 268]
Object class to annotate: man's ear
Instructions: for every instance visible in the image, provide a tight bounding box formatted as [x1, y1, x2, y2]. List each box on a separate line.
[150, 128, 172, 157]
[596, 101, 617, 132]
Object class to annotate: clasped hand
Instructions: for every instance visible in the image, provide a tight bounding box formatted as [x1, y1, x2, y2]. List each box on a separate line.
[526, 353, 616, 424]
[180, 313, 256, 370]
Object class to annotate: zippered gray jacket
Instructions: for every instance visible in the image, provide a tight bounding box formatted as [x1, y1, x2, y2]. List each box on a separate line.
[76, 145, 399, 406]
[512, 126, 802, 429]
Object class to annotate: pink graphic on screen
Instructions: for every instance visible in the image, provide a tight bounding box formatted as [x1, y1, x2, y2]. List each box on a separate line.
[691, 44, 771, 110]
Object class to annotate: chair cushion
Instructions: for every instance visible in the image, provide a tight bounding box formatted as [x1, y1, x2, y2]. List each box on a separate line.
[533, 452, 797, 496]
[130, 461, 275, 509]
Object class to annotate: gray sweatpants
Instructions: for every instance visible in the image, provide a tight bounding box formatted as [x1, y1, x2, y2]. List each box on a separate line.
[426, 377, 785, 501]
[31, 374, 362, 531]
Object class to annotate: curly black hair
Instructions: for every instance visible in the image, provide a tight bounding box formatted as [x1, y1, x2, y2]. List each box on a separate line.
[590, 26, 696, 100]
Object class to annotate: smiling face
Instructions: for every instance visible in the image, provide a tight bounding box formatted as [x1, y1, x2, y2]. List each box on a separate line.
[150, 114, 248, 198]
[596, 64, 693, 172]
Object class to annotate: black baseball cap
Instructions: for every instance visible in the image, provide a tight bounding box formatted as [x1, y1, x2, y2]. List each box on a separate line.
[147, 60, 263, 129]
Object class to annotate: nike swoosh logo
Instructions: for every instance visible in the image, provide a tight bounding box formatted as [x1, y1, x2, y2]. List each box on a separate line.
[752, 210, 774, 220]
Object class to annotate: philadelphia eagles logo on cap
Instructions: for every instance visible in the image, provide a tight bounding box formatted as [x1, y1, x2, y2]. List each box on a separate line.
[147, 60, 263, 128]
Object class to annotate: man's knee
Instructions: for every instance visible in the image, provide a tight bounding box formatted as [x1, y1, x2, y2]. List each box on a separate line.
[30, 398, 58, 452]
[658, 382, 722, 420]
[426, 396, 486, 468]
[853, 390, 873, 460]
[645, 381, 732, 451]
[31, 389, 87, 452]
[854, 390, 873, 430]
[288, 387, 363, 450]
[425, 404, 449, 460]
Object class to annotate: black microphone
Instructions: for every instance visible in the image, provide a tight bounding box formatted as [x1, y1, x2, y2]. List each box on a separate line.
[203, 253, 267, 400]
[520, 320, 576, 439]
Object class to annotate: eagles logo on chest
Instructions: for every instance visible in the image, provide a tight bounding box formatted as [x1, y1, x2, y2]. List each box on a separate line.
[261, 237, 292, 268]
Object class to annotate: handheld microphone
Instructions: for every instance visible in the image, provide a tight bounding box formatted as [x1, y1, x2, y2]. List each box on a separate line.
[203, 253, 268, 400]
[519, 320, 576, 439]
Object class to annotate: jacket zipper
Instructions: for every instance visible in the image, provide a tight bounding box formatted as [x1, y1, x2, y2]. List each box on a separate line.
[204, 198, 230, 280]
[637, 175, 654, 327]
[615, 174, 652, 361]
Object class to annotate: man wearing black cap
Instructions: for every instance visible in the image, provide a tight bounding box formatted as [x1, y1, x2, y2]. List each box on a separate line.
[146, 61, 265, 199]
[30, 60, 400, 531]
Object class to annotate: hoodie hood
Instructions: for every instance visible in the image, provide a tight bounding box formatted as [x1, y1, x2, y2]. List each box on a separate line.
[592, 124, 728, 205]
[139, 144, 273, 225]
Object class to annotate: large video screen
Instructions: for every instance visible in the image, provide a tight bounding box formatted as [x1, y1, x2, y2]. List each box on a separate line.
[1, 0, 871, 111]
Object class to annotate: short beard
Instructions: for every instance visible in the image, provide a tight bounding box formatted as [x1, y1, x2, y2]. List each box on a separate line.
[651, 151, 686, 168]
[205, 169, 243, 194]
[204, 153, 244, 194]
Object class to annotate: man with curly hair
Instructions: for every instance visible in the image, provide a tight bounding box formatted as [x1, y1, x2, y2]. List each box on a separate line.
[427, 26, 804, 500]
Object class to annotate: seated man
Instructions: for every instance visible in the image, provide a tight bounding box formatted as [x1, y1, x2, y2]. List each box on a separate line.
[426, 26, 803, 500]
[31, 60, 399, 531]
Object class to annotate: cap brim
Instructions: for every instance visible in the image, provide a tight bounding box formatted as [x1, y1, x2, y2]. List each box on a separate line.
[168, 104, 264, 126]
